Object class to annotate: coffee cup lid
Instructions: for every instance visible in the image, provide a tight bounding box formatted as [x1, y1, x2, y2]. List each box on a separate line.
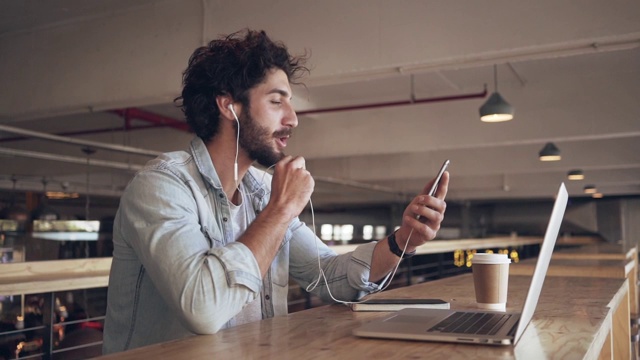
[473, 253, 511, 264]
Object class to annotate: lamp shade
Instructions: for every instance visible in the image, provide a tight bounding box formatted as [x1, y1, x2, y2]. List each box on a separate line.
[479, 92, 514, 122]
[567, 169, 584, 180]
[539, 142, 561, 161]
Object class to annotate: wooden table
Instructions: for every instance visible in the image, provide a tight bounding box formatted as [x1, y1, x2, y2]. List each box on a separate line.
[0, 257, 112, 295]
[0, 258, 112, 359]
[553, 244, 637, 262]
[512, 256, 637, 317]
[511, 256, 635, 359]
[329, 235, 601, 256]
[512, 258, 636, 279]
[552, 245, 639, 319]
[96, 273, 630, 360]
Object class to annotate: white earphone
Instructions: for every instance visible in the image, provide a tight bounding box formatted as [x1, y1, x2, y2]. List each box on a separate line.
[228, 103, 238, 120]
[229, 104, 240, 183]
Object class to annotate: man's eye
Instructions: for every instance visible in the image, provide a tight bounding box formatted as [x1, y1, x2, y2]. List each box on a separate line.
[271, 101, 282, 105]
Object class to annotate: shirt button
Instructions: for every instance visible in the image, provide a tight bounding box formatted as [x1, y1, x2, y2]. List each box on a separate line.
[222, 217, 228, 222]
[218, 193, 224, 198]
[265, 295, 270, 301]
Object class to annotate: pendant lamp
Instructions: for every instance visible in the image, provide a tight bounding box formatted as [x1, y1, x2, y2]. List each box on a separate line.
[479, 64, 514, 122]
[567, 169, 584, 180]
[539, 142, 561, 161]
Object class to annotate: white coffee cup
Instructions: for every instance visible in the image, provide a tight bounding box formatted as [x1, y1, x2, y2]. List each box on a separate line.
[472, 253, 511, 311]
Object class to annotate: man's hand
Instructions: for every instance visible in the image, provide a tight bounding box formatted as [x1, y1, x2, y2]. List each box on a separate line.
[395, 171, 449, 251]
[267, 155, 315, 222]
[240, 156, 314, 277]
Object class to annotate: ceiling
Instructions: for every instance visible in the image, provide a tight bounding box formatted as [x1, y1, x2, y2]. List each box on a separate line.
[0, 0, 639, 210]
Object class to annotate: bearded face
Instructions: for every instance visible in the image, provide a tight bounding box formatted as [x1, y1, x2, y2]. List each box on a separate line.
[237, 107, 292, 168]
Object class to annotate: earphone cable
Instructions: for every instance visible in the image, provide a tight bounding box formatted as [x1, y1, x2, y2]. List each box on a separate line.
[305, 197, 411, 305]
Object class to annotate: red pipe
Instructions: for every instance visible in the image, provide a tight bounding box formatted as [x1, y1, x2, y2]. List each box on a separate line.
[1, 91, 487, 144]
[0, 124, 172, 143]
[296, 89, 487, 116]
[0, 108, 189, 143]
[98, 89, 488, 134]
[110, 108, 190, 132]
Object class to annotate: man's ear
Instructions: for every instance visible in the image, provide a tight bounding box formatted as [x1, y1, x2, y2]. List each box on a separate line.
[216, 95, 237, 121]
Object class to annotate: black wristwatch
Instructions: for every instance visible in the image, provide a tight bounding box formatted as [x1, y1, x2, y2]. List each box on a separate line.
[387, 230, 416, 258]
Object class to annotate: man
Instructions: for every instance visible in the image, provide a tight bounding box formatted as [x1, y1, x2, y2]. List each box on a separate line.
[103, 29, 448, 354]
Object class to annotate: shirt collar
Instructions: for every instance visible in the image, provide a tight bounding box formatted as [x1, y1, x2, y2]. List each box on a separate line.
[189, 136, 267, 197]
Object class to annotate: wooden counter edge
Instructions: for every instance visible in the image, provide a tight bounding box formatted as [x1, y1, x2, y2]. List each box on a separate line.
[328, 235, 602, 255]
[0, 257, 112, 295]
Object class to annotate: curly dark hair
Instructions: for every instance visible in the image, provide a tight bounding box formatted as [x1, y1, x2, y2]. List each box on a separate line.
[174, 29, 309, 143]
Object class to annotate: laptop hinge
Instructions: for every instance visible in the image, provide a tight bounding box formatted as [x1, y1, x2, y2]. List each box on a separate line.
[507, 320, 520, 337]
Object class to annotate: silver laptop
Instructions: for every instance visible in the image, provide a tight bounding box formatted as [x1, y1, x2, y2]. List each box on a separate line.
[353, 183, 568, 346]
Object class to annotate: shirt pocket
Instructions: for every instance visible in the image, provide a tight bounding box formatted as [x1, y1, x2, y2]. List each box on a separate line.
[202, 226, 224, 247]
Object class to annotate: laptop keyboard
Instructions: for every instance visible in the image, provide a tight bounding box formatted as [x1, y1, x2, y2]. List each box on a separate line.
[428, 312, 513, 335]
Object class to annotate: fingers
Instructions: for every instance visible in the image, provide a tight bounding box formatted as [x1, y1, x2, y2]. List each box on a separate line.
[420, 171, 450, 200]
[270, 156, 314, 220]
[274, 156, 311, 183]
[402, 192, 447, 242]
[411, 196, 446, 223]
[403, 214, 440, 239]
[276, 155, 306, 171]
[398, 171, 450, 246]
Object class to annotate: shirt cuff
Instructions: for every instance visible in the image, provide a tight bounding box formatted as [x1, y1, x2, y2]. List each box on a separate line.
[348, 241, 386, 292]
[211, 242, 262, 293]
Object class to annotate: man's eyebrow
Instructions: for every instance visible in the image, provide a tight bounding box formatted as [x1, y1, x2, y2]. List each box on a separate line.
[267, 88, 292, 99]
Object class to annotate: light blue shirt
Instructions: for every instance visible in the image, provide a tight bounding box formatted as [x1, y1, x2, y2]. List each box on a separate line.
[103, 137, 383, 354]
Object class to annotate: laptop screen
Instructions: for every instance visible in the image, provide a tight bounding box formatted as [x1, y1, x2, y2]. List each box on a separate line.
[513, 183, 568, 343]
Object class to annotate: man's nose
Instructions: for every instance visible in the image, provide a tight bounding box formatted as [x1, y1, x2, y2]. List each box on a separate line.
[284, 102, 298, 128]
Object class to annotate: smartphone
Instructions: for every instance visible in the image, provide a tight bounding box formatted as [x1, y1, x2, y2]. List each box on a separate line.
[428, 159, 450, 196]
[416, 159, 450, 220]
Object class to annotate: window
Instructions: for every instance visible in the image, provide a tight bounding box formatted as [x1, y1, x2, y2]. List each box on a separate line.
[320, 224, 333, 241]
[340, 224, 353, 241]
[374, 226, 387, 240]
[333, 225, 341, 240]
[362, 225, 373, 240]
[321, 224, 355, 241]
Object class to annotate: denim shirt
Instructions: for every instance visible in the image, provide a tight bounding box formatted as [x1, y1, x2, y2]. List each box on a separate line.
[103, 137, 382, 354]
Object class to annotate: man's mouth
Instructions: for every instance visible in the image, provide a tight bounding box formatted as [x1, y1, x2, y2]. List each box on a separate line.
[276, 135, 290, 148]
[274, 130, 292, 148]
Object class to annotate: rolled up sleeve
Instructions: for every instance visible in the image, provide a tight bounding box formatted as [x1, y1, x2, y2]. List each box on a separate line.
[210, 242, 262, 293]
[288, 219, 385, 302]
[346, 241, 386, 293]
[119, 169, 262, 334]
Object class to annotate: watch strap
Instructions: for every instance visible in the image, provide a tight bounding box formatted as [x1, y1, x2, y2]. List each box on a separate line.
[387, 230, 416, 258]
